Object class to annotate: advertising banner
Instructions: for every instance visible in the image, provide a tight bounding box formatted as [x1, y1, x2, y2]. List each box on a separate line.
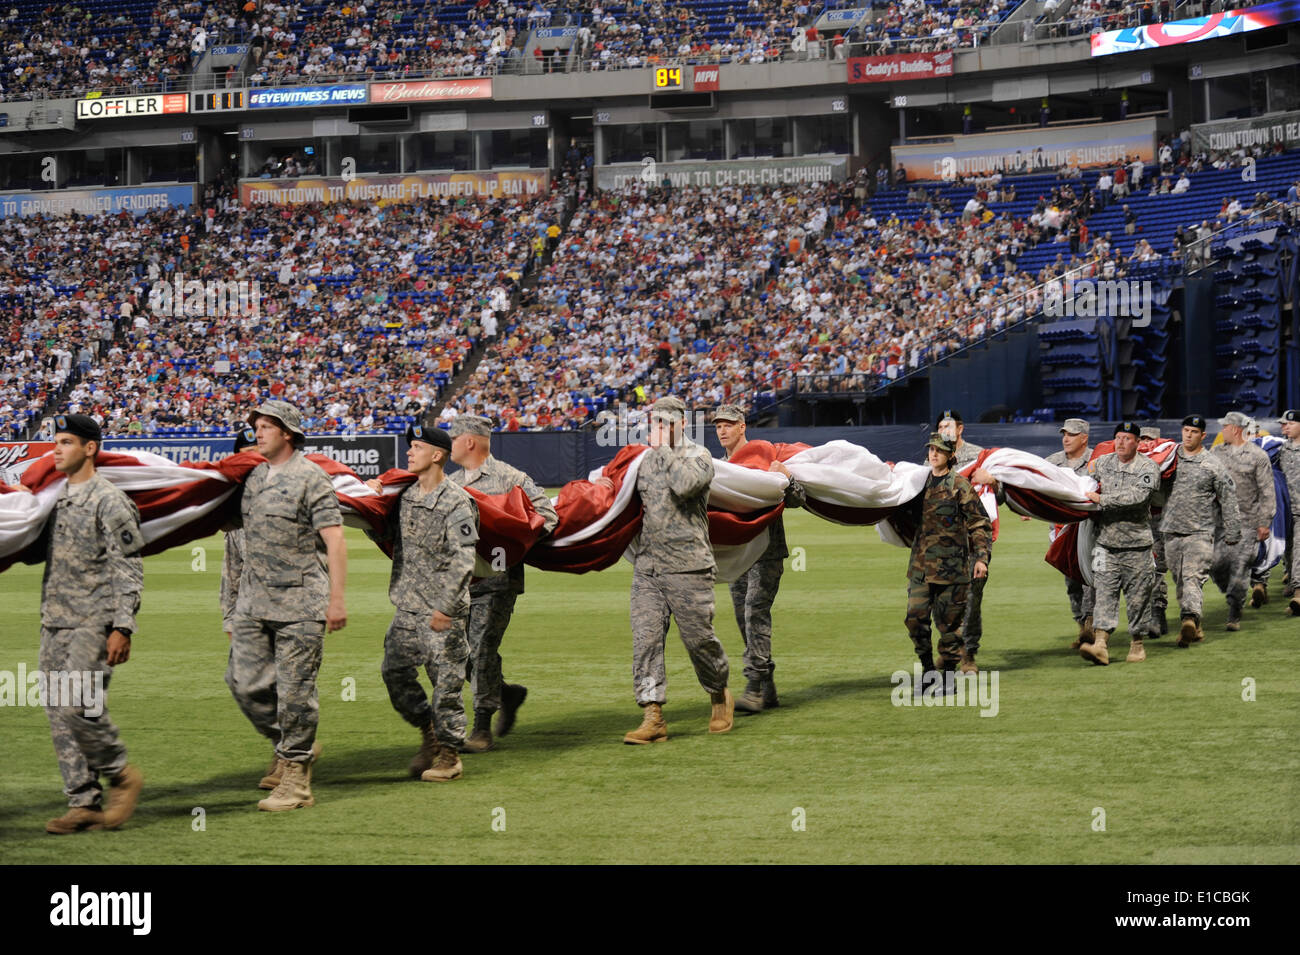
[300, 435, 399, 478]
[369, 78, 493, 103]
[847, 51, 954, 83]
[1091, 0, 1300, 56]
[0, 442, 53, 483]
[597, 156, 848, 190]
[248, 84, 368, 109]
[103, 438, 235, 463]
[240, 171, 550, 206]
[1192, 108, 1300, 154]
[0, 184, 195, 219]
[76, 93, 188, 119]
[892, 119, 1156, 181]
[692, 65, 720, 91]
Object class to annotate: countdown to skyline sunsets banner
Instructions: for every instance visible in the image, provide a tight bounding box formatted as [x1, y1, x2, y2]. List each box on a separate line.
[1091, 0, 1300, 56]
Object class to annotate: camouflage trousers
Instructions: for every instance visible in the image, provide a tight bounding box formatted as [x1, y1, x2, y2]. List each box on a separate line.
[1090, 546, 1155, 636]
[1164, 532, 1215, 618]
[631, 569, 730, 704]
[961, 571, 987, 653]
[729, 557, 783, 681]
[40, 626, 128, 809]
[382, 612, 468, 748]
[1210, 530, 1257, 608]
[1151, 521, 1168, 613]
[226, 615, 324, 763]
[465, 589, 517, 714]
[1066, 577, 1095, 622]
[905, 578, 968, 666]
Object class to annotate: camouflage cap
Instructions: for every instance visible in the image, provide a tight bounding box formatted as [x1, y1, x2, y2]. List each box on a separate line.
[1139, 426, 1162, 440]
[712, 404, 745, 423]
[1059, 417, 1089, 435]
[1219, 411, 1250, 429]
[248, 399, 305, 438]
[650, 396, 687, 423]
[449, 415, 492, 437]
[927, 432, 955, 454]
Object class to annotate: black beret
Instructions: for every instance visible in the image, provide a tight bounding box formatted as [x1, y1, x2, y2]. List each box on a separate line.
[233, 427, 258, 451]
[407, 423, 452, 452]
[54, 413, 101, 444]
[1182, 414, 1207, 431]
[935, 408, 963, 426]
[1114, 421, 1141, 438]
[1282, 410, 1300, 423]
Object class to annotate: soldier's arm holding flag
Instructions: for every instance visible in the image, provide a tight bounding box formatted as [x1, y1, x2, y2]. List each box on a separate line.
[100, 490, 144, 666]
[959, 477, 993, 578]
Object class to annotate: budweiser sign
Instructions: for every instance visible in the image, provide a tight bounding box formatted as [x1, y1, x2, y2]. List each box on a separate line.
[847, 51, 954, 84]
[692, 65, 720, 92]
[369, 78, 493, 103]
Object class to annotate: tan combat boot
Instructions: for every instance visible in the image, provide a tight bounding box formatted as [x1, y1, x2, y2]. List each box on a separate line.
[45, 806, 104, 835]
[959, 647, 979, 674]
[733, 679, 765, 714]
[1251, 583, 1268, 608]
[258, 759, 313, 811]
[1177, 615, 1203, 647]
[1126, 638, 1146, 663]
[1081, 629, 1110, 665]
[421, 744, 463, 782]
[1071, 615, 1092, 650]
[260, 742, 321, 790]
[409, 723, 439, 778]
[623, 702, 668, 744]
[461, 709, 495, 753]
[101, 764, 144, 830]
[761, 677, 780, 709]
[708, 688, 735, 734]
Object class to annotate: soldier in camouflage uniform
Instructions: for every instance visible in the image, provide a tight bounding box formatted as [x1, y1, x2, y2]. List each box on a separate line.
[220, 426, 257, 640]
[445, 414, 558, 752]
[1139, 426, 1169, 637]
[712, 404, 805, 714]
[367, 424, 478, 783]
[905, 432, 992, 689]
[935, 409, 998, 673]
[227, 400, 348, 812]
[1160, 415, 1243, 648]
[1080, 423, 1161, 665]
[602, 397, 733, 743]
[1210, 411, 1275, 631]
[1276, 410, 1300, 615]
[26, 414, 145, 834]
[1045, 418, 1094, 647]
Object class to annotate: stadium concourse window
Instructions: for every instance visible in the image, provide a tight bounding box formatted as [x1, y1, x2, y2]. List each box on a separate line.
[797, 115, 850, 155]
[60, 149, 126, 188]
[411, 131, 472, 172]
[245, 142, 324, 178]
[0, 153, 55, 190]
[664, 121, 724, 162]
[605, 124, 660, 164]
[488, 128, 548, 168]
[733, 118, 791, 159]
[141, 145, 197, 183]
[338, 135, 400, 175]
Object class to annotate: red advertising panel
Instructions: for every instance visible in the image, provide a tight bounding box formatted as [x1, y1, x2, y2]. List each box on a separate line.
[0, 441, 53, 481]
[692, 65, 720, 92]
[847, 51, 954, 84]
[369, 78, 493, 103]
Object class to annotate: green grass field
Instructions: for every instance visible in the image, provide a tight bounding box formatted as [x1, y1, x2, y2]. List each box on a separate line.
[2, 508, 1298, 864]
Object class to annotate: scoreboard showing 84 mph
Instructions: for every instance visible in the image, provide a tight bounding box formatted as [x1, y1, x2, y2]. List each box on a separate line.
[654, 67, 683, 90]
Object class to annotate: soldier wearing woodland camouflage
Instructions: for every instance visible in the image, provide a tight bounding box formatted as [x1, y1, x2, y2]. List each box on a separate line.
[1160, 415, 1243, 648]
[713, 404, 805, 714]
[20, 414, 145, 835]
[1139, 425, 1170, 636]
[598, 396, 733, 743]
[220, 426, 258, 639]
[1276, 410, 1300, 615]
[904, 432, 992, 685]
[446, 414, 558, 752]
[1210, 411, 1275, 631]
[367, 424, 478, 783]
[1046, 418, 1095, 648]
[227, 400, 348, 812]
[1080, 422, 1160, 666]
[935, 410, 999, 672]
